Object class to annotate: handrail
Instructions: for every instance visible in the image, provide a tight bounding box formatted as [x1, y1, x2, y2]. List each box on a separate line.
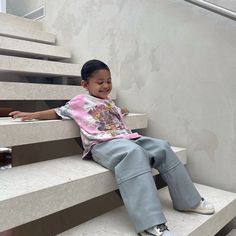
[185, 0, 236, 20]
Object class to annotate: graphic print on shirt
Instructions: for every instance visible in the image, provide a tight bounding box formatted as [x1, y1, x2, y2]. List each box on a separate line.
[87, 101, 127, 136]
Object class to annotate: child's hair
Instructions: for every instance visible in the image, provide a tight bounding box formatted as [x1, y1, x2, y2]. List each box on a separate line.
[81, 59, 110, 81]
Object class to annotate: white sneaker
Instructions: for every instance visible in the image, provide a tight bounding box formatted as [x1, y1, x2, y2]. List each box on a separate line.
[184, 198, 215, 215]
[139, 224, 173, 236]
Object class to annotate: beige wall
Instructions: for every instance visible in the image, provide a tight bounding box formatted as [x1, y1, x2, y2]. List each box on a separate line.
[42, 0, 236, 191]
[7, 0, 236, 228]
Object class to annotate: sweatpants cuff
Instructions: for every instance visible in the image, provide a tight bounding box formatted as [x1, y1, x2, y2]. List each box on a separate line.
[135, 212, 167, 233]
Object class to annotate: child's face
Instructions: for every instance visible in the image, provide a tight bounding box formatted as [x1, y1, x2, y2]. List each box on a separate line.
[81, 69, 112, 99]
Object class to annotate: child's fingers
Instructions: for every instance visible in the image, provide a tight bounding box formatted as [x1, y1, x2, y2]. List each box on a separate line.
[10, 111, 28, 119]
[9, 111, 20, 116]
[9, 111, 35, 121]
[11, 113, 23, 119]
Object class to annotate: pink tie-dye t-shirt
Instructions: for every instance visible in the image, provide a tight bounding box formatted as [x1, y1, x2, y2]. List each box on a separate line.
[55, 94, 140, 159]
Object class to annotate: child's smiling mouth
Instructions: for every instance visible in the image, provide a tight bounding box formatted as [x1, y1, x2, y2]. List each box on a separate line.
[99, 90, 110, 93]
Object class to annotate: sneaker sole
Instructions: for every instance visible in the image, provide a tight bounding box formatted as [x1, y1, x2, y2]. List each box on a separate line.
[183, 209, 215, 215]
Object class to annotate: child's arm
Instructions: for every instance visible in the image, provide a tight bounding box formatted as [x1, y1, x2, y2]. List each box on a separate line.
[9, 109, 59, 121]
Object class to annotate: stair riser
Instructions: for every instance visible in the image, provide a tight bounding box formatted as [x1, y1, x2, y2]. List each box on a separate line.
[0, 36, 71, 59]
[0, 55, 81, 77]
[0, 82, 116, 100]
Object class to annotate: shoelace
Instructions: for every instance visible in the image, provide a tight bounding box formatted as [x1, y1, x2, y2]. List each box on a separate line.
[201, 198, 207, 207]
[144, 224, 169, 236]
[142, 224, 169, 236]
[157, 224, 169, 232]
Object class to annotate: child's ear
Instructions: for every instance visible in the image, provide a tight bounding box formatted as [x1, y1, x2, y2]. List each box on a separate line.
[81, 80, 88, 88]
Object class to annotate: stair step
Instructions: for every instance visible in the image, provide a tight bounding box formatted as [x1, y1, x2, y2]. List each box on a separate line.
[0, 55, 81, 77]
[0, 147, 186, 232]
[0, 21, 55, 44]
[0, 36, 71, 59]
[227, 229, 236, 236]
[0, 113, 147, 147]
[57, 184, 236, 236]
[0, 82, 116, 100]
[0, 13, 42, 31]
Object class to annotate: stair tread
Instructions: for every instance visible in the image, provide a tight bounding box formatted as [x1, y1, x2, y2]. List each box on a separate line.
[0, 147, 186, 232]
[227, 229, 236, 236]
[0, 113, 147, 147]
[0, 82, 116, 100]
[0, 36, 71, 59]
[0, 13, 42, 31]
[0, 21, 55, 44]
[0, 55, 81, 77]
[0, 147, 185, 200]
[57, 184, 236, 236]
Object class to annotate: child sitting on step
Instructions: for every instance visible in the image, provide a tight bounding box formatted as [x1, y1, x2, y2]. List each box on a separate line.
[10, 59, 215, 236]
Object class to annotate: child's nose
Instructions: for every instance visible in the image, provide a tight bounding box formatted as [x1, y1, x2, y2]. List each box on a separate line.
[103, 83, 109, 88]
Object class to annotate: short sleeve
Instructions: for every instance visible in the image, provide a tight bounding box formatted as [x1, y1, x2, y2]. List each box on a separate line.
[54, 102, 73, 120]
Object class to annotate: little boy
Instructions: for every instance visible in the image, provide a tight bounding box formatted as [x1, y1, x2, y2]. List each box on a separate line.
[10, 60, 214, 236]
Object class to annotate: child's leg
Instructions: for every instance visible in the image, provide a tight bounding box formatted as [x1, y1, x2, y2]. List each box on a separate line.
[91, 139, 167, 233]
[133, 136, 202, 210]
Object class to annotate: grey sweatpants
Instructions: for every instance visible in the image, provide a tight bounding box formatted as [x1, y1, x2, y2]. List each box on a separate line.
[91, 136, 201, 233]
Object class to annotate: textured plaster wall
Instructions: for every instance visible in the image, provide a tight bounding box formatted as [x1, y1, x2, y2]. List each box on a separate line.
[42, 0, 236, 193]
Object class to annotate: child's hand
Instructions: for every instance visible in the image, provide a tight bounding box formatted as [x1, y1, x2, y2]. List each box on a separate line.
[121, 108, 129, 116]
[9, 111, 37, 121]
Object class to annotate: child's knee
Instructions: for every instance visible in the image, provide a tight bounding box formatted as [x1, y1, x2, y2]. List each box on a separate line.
[117, 145, 151, 173]
[158, 140, 170, 150]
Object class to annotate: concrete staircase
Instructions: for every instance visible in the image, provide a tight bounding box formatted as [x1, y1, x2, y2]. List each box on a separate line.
[0, 12, 236, 236]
